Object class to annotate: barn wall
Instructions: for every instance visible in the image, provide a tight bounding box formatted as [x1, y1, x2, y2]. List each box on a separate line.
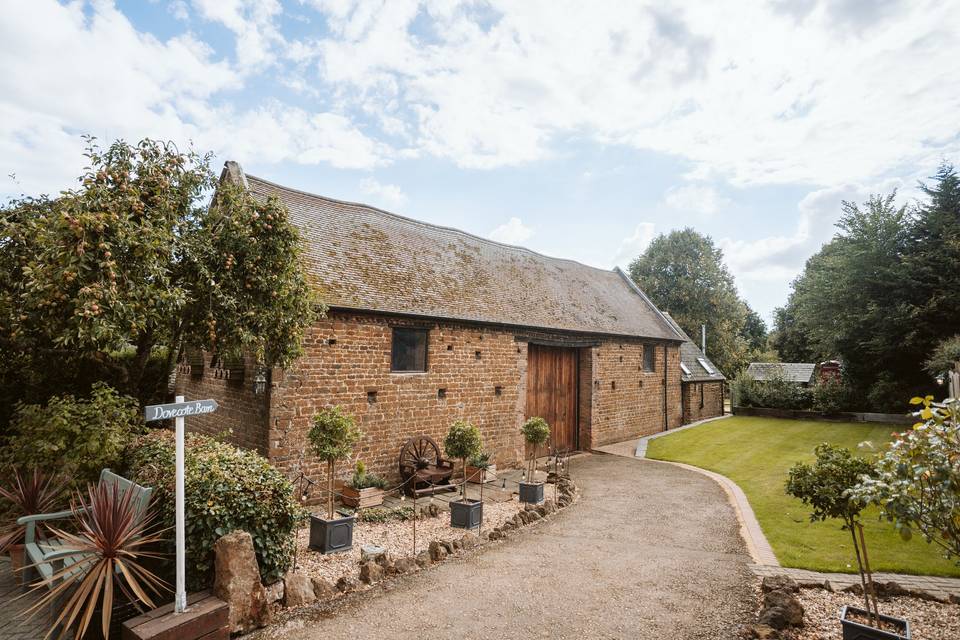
[586, 341, 682, 446]
[681, 380, 724, 424]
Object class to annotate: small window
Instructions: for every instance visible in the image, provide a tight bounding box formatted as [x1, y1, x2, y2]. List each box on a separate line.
[697, 357, 715, 375]
[699, 383, 705, 408]
[680, 362, 692, 376]
[391, 327, 428, 372]
[643, 345, 656, 372]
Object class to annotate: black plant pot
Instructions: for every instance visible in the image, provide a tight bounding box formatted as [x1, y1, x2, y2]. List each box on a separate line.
[449, 499, 483, 530]
[519, 481, 545, 504]
[309, 513, 355, 554]
[840, 606, 911, 640]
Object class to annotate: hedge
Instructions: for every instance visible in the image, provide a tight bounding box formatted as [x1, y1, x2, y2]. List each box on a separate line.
[126, 430, 302, 589]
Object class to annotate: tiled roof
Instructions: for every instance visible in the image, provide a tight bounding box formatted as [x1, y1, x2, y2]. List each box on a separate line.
[661, 313, 726, 382]
[232, 165, 683, 341]
[745, 362, 816, 383]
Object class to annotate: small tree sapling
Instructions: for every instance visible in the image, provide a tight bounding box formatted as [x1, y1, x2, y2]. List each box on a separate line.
[786, 443, 880, 625]
[521, 417, 550, 482]
[443, 421, 483, 502]
[308, 407, 361, 520]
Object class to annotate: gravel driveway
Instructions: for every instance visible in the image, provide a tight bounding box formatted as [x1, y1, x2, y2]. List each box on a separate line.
[260, 454, 756, 640]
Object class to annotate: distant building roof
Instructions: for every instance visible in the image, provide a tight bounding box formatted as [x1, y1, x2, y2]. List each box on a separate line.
[661, 313, 726, 382]
[227, 163, 683, 341]
[746, 362, 816, 384]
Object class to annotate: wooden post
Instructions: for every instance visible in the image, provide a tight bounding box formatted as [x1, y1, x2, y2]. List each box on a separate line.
[174, 395, 187, 614]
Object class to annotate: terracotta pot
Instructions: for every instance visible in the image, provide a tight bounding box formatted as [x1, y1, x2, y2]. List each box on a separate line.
[466, 464, 497, 484]
[340, 486, 384, 509]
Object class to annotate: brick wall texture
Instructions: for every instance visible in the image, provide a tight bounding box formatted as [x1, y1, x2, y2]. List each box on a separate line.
[681, 380, 724, 424]
[176, 310, 682, 494]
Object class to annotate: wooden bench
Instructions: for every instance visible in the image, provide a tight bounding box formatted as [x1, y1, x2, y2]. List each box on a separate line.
[399, 436, 456, 497]
[122, 591, 228, 640]
[17, 469, 153, 586]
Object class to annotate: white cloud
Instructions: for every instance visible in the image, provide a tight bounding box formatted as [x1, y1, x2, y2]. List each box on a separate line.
[0, 0, 390, 197]
[717, 176, 908, 317]
[663, 184, 730, 215]
[489, 217, 534, 245]
[360, 177, 408, 210]
[305, 0, 960, 184]
[612, 222, 656, 268]
[191, 0, 284, 68]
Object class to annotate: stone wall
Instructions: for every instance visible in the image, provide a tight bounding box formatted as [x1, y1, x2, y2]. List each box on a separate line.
[174, 352, 269, 455]
[266, 313, 529, 488]
[681, 380, 724, 424]
[177, 310, 683, 496]
[589, 341, 682, 446]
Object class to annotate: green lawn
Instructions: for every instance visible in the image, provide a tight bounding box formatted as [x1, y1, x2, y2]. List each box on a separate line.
[646, 416, 960, 577]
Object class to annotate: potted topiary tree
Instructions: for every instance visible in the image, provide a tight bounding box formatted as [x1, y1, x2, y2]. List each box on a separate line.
[308, 406, 361, 554]
[341, 460, 387, 509]
[519, 417, 550, 504]
[786, 444, 909, 639]
[443, 420, 484, 530]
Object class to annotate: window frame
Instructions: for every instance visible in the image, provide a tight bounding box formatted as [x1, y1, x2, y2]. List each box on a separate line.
[699, 383, 705, 408]
[697, 357, 715, 375]
[390, 327, 429, 373]
[642, 344, 656, 373]
[679, 362, 692, 376]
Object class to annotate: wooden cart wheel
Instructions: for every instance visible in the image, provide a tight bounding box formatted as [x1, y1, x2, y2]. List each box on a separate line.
[399, 435, 442, 473]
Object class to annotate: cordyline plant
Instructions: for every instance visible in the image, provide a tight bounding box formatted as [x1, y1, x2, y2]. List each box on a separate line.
[852, 396, 960, 564]
[521, 417, 550, 481]
[308, 407, 361, 520]
[443, 421, 483, 501]
[785, 443, 881, 625]
[0, 469, 68, 555]
[24, 482, 167, 640]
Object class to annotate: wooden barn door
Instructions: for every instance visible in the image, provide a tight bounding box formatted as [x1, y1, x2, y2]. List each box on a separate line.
[526, 344, 579, 452]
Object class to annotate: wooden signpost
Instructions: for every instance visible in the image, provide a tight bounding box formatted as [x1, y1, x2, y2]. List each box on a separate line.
[143, 396, 218, 614]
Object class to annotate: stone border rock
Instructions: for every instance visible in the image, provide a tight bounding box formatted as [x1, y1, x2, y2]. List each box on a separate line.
[255, 473, 578, 628]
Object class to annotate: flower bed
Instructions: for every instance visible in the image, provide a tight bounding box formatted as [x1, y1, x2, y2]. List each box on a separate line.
[780, 589, 960, 640]
[295, 496, 526, 585]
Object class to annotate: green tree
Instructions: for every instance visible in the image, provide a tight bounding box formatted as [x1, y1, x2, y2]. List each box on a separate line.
[309, 406, 361, 520]
[786, 444, 880, 621]
[443, 420, 483, 501]
[740, 307, 768, 357]
[768, 303, 818, 363]
[0, 138, 318, 422]
[628, 228, 748, 375]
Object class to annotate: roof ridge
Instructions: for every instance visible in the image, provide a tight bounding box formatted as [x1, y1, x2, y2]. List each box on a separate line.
[244, 172, 622, 276]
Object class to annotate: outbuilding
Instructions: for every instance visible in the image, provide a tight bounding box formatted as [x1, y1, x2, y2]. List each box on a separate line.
[661, 313, 726, 423]
[176, 162, 685, 485]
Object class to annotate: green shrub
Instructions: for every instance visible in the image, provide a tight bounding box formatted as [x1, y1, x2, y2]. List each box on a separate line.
[348, 460, 386, 490]
[812, 378, 856, 413]
[2, 383, 143, 487]
[126, 430, 302, 589]
[730, 372, 813, 410]
[356, 506, 415, 524]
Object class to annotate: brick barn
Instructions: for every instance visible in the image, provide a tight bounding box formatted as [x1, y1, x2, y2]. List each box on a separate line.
[176, 162, 685, 485]
[661, 313, 726, 424]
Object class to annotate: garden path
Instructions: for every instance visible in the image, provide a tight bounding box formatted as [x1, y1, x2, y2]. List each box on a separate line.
[257, 454, 756, 640]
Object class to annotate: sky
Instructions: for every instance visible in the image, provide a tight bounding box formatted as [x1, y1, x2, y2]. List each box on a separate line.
[2, 1, 959, 324]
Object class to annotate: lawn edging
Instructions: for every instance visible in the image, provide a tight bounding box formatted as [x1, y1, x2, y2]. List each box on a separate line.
[643, 457, 779, 566]
[732, 406, 915, 424]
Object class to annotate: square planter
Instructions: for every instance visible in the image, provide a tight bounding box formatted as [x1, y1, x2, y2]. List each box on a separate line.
[340, 486, 385, 509]
[466, 465, 497, 484]
[449, 499, 483, 530]
[840, 605, 910, 640]
[519, 481, 545, 504]
[309, 513, 355, 554]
